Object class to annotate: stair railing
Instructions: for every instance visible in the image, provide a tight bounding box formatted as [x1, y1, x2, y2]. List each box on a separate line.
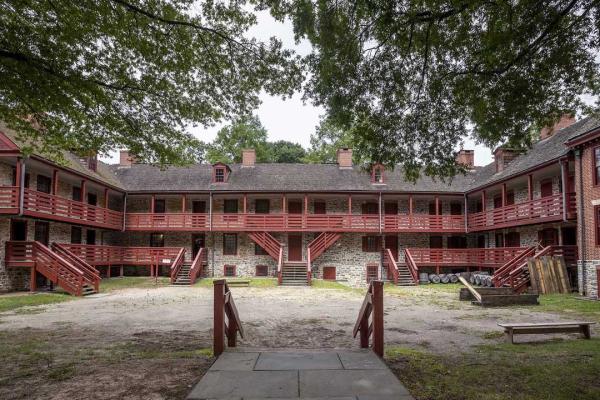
[307, 246, 312, 285]
[52, 243, 101, 292]
[383, 249, 399, 284]
[213, 279, 244, 357]
[403, 248, 419, 284]
[492, 245, 536, 287]
[277, 246, 283, 285]
[307, 232, 341, 286]
[169, 248, 186, 284]
[189, 248, 207, 285]
[353, 280, 384, 357]
[510, 245, 554, 292]
[32, 241, 86, 296]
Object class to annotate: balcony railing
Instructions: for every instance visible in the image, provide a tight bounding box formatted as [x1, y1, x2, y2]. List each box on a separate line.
[125, 212, 464, 232]
[405, 247, 528, 268]
[383, 214, 465, 232]
[468, 193, 575, 231]
[0, 186, 19, 213]
[57, 244, 185, 266]
[22, 188, 123, 230]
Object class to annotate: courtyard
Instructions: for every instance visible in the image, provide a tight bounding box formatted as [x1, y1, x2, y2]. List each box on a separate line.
[0, 279, 599, 400]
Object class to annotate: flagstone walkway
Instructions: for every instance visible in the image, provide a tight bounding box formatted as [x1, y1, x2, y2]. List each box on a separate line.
[186, 349, 414, 400]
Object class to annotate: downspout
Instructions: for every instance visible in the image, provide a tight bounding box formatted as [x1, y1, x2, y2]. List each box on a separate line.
[18, 158, 25, 216]
[576, 149, 586, 296]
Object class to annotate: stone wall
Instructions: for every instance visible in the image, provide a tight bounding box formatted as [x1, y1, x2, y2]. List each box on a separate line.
[578, 261, 599, 298]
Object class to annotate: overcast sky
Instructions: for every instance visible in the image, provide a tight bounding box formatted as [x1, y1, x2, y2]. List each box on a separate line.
[102, 10, 494, 166]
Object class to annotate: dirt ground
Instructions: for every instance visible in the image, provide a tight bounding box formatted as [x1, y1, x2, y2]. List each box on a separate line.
[0, 283, 582, 399]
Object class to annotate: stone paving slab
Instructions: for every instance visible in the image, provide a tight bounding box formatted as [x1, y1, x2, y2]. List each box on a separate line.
[186, 350, 414, 400]
[254, 351, 342, 370]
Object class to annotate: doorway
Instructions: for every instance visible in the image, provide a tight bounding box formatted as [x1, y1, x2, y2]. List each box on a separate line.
[288, 234, 303, 261]
[34, 221, 49, 245]
[192, 200, 206, 213]
[384, 235, 398, 260]
[192, 233, 206, 258]
[288, 200, 302, 214]
[10, 219, 27, 241]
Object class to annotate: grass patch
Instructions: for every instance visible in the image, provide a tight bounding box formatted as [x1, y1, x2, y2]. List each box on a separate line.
[533, 294, 600, 323]
[482, 330, 505, 340]
[0, 293, 73, 313]
[385, 283, 463, 296]
[311, 279, 363, 293]
[386, 339, 600, 400]
[194, 278, 277, 288]
[100, 277, 170, 292]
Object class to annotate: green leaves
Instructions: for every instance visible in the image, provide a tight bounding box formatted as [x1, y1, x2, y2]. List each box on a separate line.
[268, 0, 600, 179]
[0, 0, 302, 166]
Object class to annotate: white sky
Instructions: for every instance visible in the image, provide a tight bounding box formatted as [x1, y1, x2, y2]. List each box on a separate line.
[102, 10, 494, 166]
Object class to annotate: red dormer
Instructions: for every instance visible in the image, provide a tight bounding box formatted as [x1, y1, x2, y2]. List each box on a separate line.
[371, 163, 385, 184]
[212, 162, 231, 183]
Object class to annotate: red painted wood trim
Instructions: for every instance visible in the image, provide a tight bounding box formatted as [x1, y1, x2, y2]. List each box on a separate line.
[51, 170, 58, 195]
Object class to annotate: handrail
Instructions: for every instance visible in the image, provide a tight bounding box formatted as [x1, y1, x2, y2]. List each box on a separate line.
[406, 247, 527, 267]
[189, 248, 207, 284]
[492, 245, 536, 287]
[247, 232, 284, 261]
[0, 186, 19, 211]
[307, 247, 312, 285]
[403, 249, 419, 284]
[32, 241, 86, 296]
[306, 232, 341, 286]
[213, 279, 244, 357]
[23, 188, 123, 229]
[277, 247, 283, 285]
[383, 249, 399, 284]
[57, 243, 185, 266]
[510, 246, 554, 292]
[169, 248, 186, 284]
[353, 280, 384, 357]
[52, 243, 101, 292]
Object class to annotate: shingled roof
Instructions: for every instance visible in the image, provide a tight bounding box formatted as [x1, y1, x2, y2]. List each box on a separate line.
[0, 122, 125, 190]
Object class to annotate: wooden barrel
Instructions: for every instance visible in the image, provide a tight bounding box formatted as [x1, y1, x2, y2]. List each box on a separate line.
[419, 272, 430, 283]
[449, 273, 459, 283]
[469, 274, 476, 284]
[474, 274, 482, 285]
[440, 274, 450, 284]
[429, 274, 441, 284]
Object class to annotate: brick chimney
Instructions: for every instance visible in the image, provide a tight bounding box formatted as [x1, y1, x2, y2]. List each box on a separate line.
[337, 148, 353, 169]
[540, 114, 576, 140]
[494, 147, 523, 173]
[241, 148, 256, 167]
[456, 149, 474, 169]
[119, 150, 136, 167]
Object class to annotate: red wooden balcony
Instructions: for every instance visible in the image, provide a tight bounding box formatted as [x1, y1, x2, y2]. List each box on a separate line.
[467, 193, 576, 231]
[56, 244, 185, 266]
[383, 214, 465, 232]
[125, 212, 466, 232]
[405, 247, 528, 268]
[22, 188, 123, 230]
[0, 186, 19, 214]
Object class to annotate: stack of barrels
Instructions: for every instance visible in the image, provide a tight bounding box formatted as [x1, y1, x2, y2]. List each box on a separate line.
[420, 272, 461, 284]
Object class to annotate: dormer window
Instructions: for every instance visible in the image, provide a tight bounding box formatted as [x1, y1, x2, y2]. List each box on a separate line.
[371, 164, 385, 184]
[212, 163, 230, 183]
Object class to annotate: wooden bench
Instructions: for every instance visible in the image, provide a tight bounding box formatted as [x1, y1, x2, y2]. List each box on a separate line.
[225, 279, 251, 287]
[498, 322, 595, 344]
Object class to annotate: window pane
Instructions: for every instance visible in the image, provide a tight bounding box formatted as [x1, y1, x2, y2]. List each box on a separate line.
[223, 234, 237, 255]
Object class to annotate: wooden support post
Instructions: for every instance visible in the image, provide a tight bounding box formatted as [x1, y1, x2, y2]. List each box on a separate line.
[182, 194, 186, 213]
[17, 158, 25, 216]
[481, 190, 486, 212]
[120, 265, 124, 277]
[304, 194, 308, 214]
[408, 195, 413, 215]
[151, 195, 155, 213]
[282, 194, 286, 213]
[104, 188, 109, 209]
[528, 174, 534, 201]
[81, 180, 87, 202]
[14, 157, 21, 187]
[348, 195, 352, 214]
[372, 281, 384, 357]
[107, 265, 111, 278]
[213, 279, 225, 357]
[501, 183, 507, 207]
[51, 170, 58, 195]
[243, 194, 247, 214]
[561, 160, 568, 221]
[435, 196, 440, 215]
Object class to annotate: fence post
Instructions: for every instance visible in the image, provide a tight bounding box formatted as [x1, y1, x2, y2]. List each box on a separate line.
[372, 280, 384, 357]
[213, 279, 225, 357]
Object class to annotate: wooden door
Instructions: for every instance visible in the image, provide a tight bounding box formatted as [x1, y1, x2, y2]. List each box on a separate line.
[313, 201, 326, 214]
[505, 232, 521, 247]
[477, 235, 486, 248]
[538, 228, 558, 246]
[541, 180, 553, 198]
[385, 235, 398, 260]
[288, 200, 302, 214]
[87, 192, 98, 206]
[86, 229, 97, 245]
[34, 221, 49, 245]
[429, 236, 443, 248]
[288, 234, 302, 261]
[323, 266, 336, 280]
[561, 227, 577, 245]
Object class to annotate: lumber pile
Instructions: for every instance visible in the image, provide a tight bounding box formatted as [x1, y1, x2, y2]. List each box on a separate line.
[528, 256, 571, 294]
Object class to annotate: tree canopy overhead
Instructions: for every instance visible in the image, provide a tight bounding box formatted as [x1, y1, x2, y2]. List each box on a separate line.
[0, 0, 302, 165]
[265, 0, 600, 179]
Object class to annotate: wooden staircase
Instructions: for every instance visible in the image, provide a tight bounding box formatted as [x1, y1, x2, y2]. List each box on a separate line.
[172, 262, 192, 285]
[396, 264, 416, 286]
[307, 232, 341, 284]
[171, 248, 207, 286]
[281, 261, 309, 286]
[385, 249, 418, 286]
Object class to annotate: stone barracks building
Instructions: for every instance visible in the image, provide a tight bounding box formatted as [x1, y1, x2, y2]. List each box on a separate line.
[0, 116, 598, 298]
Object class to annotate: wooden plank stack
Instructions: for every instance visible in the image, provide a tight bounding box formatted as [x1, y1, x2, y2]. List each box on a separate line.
[527, 256, 571, 294]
